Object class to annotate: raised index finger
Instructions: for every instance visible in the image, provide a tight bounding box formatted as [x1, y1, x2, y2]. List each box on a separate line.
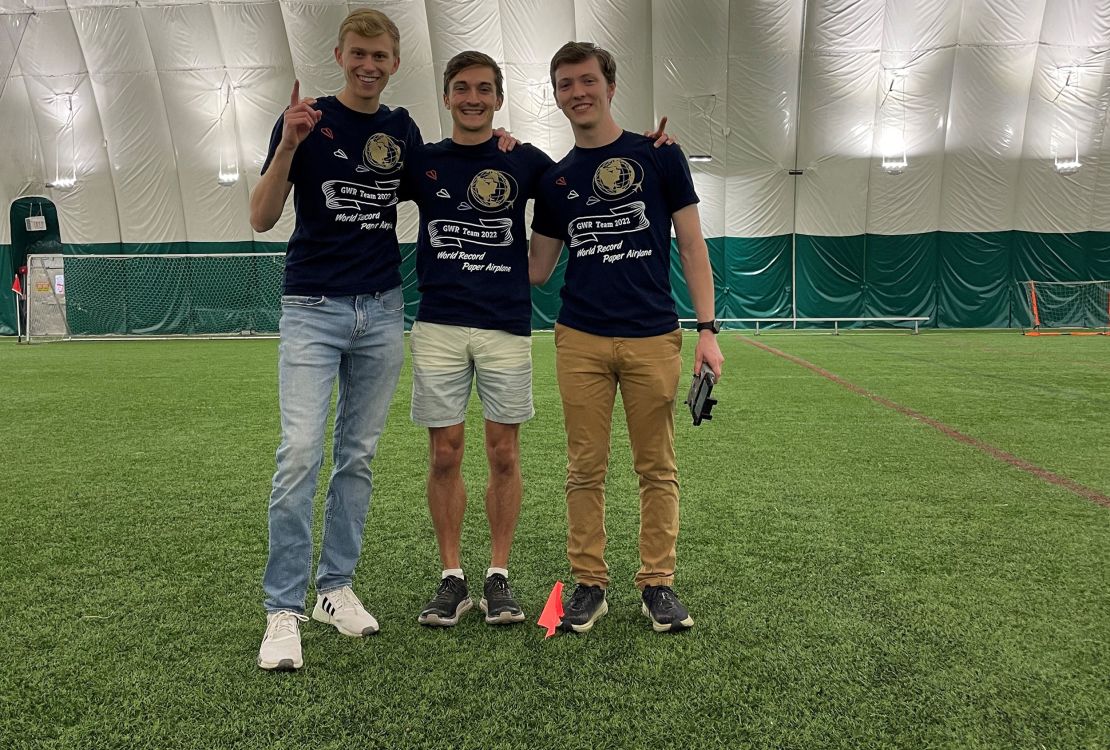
[290, 79, 300, 108]
[656, 116, 667, 136]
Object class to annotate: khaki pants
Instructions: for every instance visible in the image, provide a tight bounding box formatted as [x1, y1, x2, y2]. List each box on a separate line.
[554, 323, 683, 589]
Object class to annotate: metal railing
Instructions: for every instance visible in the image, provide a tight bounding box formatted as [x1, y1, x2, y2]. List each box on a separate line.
[679, 317, 930, 335]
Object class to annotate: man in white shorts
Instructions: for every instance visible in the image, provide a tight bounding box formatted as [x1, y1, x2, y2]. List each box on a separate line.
[402, 52, 554, 625]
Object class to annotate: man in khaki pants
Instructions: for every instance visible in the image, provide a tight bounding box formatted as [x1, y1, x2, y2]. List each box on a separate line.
[529, 41, 724, 633]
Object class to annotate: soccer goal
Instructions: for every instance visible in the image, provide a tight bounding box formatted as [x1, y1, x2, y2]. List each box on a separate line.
[25, 253, 285, 341]
[1018, 280, 1110, 335]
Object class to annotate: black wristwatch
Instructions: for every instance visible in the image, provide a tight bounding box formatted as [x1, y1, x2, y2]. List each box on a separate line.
[696, 320, 721, 334]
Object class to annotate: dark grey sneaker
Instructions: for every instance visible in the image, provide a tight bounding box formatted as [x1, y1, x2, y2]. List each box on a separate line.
[479, 573, 526, 625]
[641, 585, 694, 632]
[559, 583, 608, 633]
[418, 575, 473, 627]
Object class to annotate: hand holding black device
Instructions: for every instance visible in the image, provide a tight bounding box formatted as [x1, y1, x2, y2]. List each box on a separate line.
[685, 365, 717, 426]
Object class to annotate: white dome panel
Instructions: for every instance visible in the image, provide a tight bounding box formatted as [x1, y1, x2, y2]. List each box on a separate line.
[1, 0, 1109, 252]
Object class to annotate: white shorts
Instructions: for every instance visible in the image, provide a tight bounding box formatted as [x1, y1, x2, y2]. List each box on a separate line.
[409, 321, 534, 427]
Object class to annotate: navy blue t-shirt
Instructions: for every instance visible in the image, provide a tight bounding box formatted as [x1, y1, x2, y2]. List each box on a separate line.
[403, 138, 554, 337]
[262, 97, 422, 296]
[531, 131, 699, 338]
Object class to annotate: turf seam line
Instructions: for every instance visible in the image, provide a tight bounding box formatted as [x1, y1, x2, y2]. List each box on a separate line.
[743, 337, 1110, 510]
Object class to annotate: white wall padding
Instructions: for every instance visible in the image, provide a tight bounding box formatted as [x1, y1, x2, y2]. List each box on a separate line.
[957, 0, 1048, 45]
[1014, 0, 1110, 233]
[654, 0, 728, 240]
[16, 6, 119, 244]
[71, 3, 186, 244]
[1092, 47, 1110, 232]
[794, 0, 885, 237]
[724, 0, 803, 239]
[939, 45, 1038, 233]
[280, 3, 348, 102]
[3, 0, 1110, 245]
[0, 55, 33, 245]
[501, 0, 576, 157]
[0, 2, 32, 134]
[866, 0, 960, 236]
[145, 4, 251, 242]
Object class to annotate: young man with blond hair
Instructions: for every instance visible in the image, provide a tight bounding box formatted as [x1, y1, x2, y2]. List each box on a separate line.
[529, 42, 725, 634]
[250, 9, 420, 670]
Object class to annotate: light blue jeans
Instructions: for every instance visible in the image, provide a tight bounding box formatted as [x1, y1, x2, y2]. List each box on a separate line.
[263, 289, 405, 613]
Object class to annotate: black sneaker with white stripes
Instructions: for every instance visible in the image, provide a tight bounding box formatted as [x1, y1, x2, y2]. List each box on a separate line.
[418, 575, 473, 627]
[480, 573, 525, 625]
[641, 585, 694, 632]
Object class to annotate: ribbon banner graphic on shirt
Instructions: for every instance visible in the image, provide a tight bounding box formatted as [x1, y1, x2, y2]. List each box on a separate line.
[567, 202, 649, 247]
[428, 218, 514, 248]
[322, 179, 400, 209]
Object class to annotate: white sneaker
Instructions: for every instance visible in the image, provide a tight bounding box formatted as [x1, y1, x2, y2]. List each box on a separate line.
[258, 610, 308, 671]
[312, 586, 380, 637]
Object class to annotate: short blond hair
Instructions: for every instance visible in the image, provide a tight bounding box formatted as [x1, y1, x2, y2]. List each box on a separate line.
[337, 9, 400, 56]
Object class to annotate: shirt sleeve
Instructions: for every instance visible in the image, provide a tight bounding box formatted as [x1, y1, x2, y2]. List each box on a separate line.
[397, 111, 425, 202]
[526, 146, 557, 198]
[657, 143, 700, 214]
[530, 183, 563, 238]
[399, 146, 421, 202]
[530, 171, 563, 240]
[406, 113, 424, 152]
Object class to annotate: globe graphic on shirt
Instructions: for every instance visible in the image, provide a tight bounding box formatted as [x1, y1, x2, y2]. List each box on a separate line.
[362, 133, 403, 172]
[593, 158, 640, 199]
[468, 169, 514, 210]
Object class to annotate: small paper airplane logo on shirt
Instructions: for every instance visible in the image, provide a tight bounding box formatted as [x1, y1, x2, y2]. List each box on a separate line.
[457, 203, 472, 211]
[334, 149, 348, 159]
[567, 190, 579, 199]
[556, 176, 567, 186]
[355, 165, 369, 172]
[426, 170, 437, 180]
[436, 189, 451, 199]
[321, 128, 334, 139]
[586, 196, 600, 206]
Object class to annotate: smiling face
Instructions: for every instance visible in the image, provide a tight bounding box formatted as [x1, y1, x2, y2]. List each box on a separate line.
[334, 31, 399, 113]
[553, 56, 616, 133]
[445, 64, 503, 137]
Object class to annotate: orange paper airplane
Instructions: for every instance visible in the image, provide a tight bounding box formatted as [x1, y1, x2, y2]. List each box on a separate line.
[537, 581, 565, 638]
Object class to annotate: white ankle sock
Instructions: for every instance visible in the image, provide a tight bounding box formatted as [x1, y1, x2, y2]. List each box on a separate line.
[487, 567, 508, 579]
[442, 568, 464, 580]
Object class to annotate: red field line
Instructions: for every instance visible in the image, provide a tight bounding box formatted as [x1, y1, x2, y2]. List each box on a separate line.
[745, 338, 1110, 509]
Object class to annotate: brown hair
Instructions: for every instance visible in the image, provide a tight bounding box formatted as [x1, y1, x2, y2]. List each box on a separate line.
[337, 9, 400, 56]
[549, 41, 616, 90]
[443, 50, 504, 99]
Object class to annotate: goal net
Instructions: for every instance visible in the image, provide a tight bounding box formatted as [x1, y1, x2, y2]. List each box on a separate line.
[26, 253, 285, 341]
[1018, 280, 1110, 334]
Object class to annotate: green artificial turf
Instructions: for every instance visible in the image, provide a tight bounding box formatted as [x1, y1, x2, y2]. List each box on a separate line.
[0, 331, 1107, 749]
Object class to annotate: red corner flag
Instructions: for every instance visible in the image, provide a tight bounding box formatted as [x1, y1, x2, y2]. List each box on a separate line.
[537, 581, 565, 638]
[11, 275, 22, 298]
